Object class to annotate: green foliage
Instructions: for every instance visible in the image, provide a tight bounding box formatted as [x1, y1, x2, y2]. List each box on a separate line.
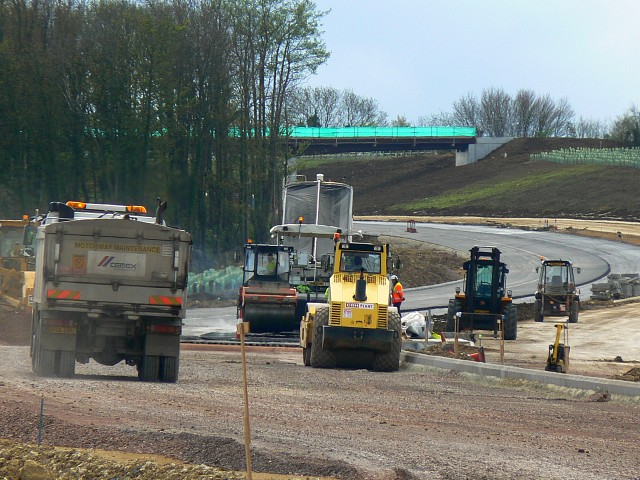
[610, 106, 640, 146]
[0, 0, 329, 266]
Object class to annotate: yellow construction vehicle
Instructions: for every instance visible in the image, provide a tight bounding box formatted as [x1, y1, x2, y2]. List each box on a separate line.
[545, 323, 570, 373]
[0, 216, 37, 310]
[300, 237, 401, 371]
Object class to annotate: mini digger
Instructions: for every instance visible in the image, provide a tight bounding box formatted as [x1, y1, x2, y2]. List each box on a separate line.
[545, 323, 570, 373]
[299, 237, 401, 371]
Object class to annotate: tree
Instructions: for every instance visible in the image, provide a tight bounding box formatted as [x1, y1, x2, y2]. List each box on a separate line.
[0, 0, 331, 264]
[340, 89, 386, 126]
[479, 87, 512, 137]
[229, 0, 329, 243]
[286, 86, 387, 127]
[610, 105, 640, 146]
[512, 89, 537, 137]
[417, 112, 456, 127]
[440, 88, 576, 138]
[286, 85, 340, 127]
[391, 115, 410, 127]
[572, 117, 610, 139]
[451, 93, 481, 130]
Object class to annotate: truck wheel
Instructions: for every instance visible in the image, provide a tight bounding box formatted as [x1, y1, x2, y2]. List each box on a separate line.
[139, 355, 160, 381]
[310, 307, 336, 368]
[31, 314, 40, 372]
[56, 350, 76, 378]
[503, 303, 518, 341]
[302, 347, 311, 366]
[160, 356, 179, 383]
[372, 311, 401, 372]
[534, 300, 543, 322]
[446, 299, 461, 332]
[36, 349, 56, 377]
[32, 316, 55, 377]
[568, 301, 579, 323]
[30, 308, 38, 363]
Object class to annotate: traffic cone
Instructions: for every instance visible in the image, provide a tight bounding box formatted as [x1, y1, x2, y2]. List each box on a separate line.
[468, 347, 486, 363]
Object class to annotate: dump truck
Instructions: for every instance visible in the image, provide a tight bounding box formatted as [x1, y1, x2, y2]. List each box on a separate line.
[0, 216, 37, 310]
[447, 246, 517, 340]
[237, 243, 298, 332]
[30, 200, 192, 382]
[299, 238, 401, 371]
[534, 258, 580, 323]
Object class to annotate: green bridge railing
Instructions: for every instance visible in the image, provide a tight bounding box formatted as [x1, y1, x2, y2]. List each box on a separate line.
[286, 126, 476, 138]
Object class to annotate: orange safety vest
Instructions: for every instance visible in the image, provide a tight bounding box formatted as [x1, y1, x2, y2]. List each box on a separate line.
[392, 282, 404, 304]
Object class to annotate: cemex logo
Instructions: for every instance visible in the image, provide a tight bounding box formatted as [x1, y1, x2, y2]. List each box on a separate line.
[97, 255, 137, 271]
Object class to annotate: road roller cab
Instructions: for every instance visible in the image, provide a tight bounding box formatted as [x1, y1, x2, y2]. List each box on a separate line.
[237, 243, 299, 333]
[299, 239, 402, 371]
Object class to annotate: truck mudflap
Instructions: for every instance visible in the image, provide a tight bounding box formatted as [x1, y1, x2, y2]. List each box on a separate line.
[321, 325, 395, 352]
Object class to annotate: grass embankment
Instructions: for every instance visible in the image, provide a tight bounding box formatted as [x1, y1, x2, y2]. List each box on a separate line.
[391, 165, 601, 211]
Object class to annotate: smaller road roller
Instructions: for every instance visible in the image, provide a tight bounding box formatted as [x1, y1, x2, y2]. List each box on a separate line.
[237, 243, 299, 333]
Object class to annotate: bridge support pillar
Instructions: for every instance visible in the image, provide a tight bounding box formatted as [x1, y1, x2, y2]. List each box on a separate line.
[455, 149, 471, 166]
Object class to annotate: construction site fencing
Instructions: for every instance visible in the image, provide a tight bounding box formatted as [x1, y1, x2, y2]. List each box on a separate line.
[531, 147, 640, 169]
[188, 266, 242, 299]
[301, 150, 442, 162]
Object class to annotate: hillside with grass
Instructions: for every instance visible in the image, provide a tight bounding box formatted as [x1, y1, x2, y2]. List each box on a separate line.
[297, 138, 640, 221]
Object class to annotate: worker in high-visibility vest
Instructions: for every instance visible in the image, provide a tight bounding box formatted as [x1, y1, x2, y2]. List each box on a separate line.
[265, 253, 277, 275]
[390, 274, 405, 316]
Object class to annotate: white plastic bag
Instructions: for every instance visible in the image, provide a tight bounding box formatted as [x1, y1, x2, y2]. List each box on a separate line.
[401, 311, 426, 339]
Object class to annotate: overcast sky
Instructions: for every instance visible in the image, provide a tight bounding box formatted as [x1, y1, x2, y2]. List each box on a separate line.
[304, 0, 640, 125]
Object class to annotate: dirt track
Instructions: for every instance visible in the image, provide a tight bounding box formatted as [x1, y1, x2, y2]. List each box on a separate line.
[2, 216, 640, 479]
[1, 300, 640, 479]
[358, 215, 640, 246]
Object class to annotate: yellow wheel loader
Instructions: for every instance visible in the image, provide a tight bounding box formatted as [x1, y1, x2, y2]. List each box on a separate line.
[0, 216, 37, 310]
[300, 238, 401, 372]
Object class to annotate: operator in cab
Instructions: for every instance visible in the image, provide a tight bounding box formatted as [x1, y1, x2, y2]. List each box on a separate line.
[265, 253, 277, 275]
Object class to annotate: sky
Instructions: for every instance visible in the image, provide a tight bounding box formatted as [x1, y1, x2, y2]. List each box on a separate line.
[304, 0, 640, 125]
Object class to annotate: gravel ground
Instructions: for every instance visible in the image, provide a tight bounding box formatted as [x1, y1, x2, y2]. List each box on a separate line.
[2, 217, 640, 479]
[1, 335, 639, 480]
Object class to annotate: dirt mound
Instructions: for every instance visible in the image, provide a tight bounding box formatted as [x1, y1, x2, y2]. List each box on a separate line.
[487, 137, 622, 158]
[616, 367, 640, 382]
[299, 137, 640, 220]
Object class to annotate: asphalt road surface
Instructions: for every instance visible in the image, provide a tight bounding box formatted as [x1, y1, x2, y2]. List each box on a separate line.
[357, 220, 631, 311]
[183, 220, 640, 338]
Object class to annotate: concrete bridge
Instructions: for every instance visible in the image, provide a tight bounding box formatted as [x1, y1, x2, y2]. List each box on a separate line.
[284, 126, 510, 165]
